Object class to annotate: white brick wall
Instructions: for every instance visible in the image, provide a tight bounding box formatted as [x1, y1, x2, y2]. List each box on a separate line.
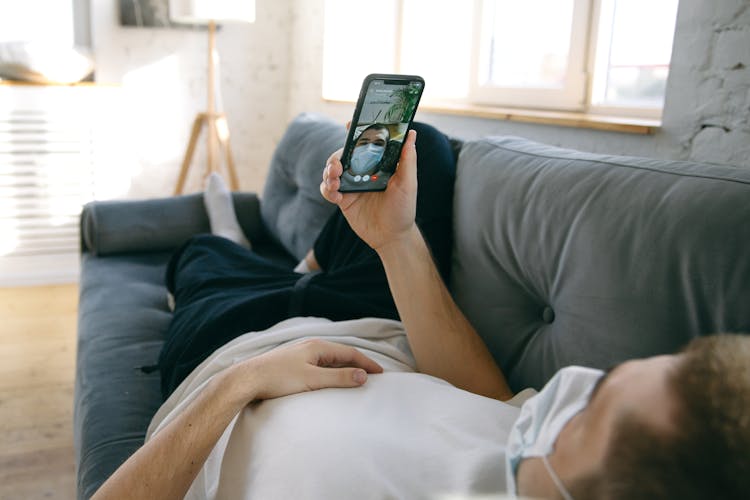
[667, 0, 750, 165]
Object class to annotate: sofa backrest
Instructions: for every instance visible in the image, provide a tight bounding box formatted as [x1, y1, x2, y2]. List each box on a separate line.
[452, 136, 750, 391]
[261, 113, 344, 260]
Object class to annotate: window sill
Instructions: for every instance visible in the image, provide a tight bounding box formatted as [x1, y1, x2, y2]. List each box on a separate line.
[324, 98, 659, 135]
[420, 102, 660, 135]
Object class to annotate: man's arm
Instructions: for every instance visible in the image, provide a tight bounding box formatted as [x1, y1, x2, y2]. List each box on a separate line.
[377, 225, 512, 400]
[320, 131, 512, 401]
[92, 339, 382, 500]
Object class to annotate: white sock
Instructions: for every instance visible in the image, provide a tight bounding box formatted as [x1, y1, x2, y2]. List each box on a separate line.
[204, 172, 251, 249]
[294, 258, 311, 273]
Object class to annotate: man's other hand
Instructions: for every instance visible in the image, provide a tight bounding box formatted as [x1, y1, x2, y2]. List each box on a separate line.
[233, 339, 384, 402]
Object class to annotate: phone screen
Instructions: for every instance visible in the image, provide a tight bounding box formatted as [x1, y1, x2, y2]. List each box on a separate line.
[339, 74, 424, 192]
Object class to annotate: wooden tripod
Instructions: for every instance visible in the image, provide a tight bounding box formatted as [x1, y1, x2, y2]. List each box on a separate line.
[174, 20, 240, 195]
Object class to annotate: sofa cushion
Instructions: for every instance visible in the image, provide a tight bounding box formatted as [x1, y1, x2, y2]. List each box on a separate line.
[261, 113, 344, 260]
[451, 136, 750, 391]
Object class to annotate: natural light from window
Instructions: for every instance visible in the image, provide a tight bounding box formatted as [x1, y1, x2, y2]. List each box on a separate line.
[482, 0, 575, 89]
[322, 0, 680, 119]
[399, 0, 474, 101]
[0, 0, 74, 45]
[322, 0, 398, 101]
[591, 0, 680, 110]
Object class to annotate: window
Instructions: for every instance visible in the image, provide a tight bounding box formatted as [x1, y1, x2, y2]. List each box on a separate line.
[589, 0, 679, 116]
[470, 0, 591, 110]
[323, 0, 679, 118]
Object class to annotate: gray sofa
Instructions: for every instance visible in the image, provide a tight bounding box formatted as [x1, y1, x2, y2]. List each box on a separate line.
[74, 112, 750, 498]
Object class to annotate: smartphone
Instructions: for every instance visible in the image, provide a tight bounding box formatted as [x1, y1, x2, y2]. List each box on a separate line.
[338, 74, 425, 192]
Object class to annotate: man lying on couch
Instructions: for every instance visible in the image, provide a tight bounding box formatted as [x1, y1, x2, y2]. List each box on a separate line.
[93, 126, 750, 500]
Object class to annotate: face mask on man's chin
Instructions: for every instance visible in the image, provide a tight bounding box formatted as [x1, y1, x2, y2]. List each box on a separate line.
[505, 366, 604, 496]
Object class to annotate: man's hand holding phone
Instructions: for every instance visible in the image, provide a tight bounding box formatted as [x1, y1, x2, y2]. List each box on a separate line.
[338, 74, 424, 192]
[320, 128, 419, 254]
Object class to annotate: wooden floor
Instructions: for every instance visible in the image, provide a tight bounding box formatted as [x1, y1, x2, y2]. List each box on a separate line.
[0, 284, 78, 500]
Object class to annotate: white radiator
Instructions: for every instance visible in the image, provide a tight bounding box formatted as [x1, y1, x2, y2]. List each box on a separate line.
[0, 84, 117, 286]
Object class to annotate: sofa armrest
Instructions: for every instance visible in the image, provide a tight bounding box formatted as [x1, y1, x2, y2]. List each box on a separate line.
[80, 192, 263, 256]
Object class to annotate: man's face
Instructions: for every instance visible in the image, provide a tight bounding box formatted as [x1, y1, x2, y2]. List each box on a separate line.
[550, 354, 680, 482]
[355, 127, 388, 148]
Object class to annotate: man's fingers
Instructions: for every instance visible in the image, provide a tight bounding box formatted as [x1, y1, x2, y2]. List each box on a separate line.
[308, 366, 370, 389]
[324, 161, 343, 182]
[320, 174, 342, 203]
[403, 129, 417, 161]
[320, 153, 346, 204]
[297, 340, 383, 390]
[250, 340, 384, 400]
[401, 129, 417, 174]
[325, 147, 344, 171]
[327, 155, 343, 177]
[311, 340, 383, 374]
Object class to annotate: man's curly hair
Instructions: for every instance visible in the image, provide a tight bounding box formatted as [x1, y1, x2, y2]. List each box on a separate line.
[570, 334, 750, 499]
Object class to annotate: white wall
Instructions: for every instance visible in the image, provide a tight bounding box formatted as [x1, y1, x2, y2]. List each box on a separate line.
[287, 0, 750, 168]
[91, 0, 293, 197]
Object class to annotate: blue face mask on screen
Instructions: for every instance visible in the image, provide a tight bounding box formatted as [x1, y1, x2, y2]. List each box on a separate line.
[350, 143, 385, 175]
[505, 366, 603, 498]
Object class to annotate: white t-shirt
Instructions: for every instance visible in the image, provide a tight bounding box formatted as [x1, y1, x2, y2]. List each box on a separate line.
[146, 317, 533, 500]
